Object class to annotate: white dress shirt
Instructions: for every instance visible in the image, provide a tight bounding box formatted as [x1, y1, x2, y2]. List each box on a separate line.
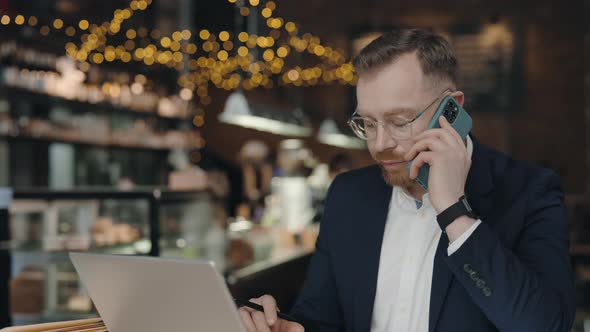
[370, 136, 481, 332]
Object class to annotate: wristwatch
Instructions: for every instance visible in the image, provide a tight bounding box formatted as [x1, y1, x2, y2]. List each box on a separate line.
[436, 195, 478, 231]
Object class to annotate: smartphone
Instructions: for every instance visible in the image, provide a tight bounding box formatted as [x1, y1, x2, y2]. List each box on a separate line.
[407, 96, 472, 190]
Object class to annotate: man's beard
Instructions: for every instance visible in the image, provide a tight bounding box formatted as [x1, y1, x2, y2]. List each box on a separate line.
[378, 165, 415, 188]
[373, 149, 416, 188]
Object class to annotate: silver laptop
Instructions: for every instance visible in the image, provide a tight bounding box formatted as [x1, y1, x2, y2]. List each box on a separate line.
[69, 252, 247, 332]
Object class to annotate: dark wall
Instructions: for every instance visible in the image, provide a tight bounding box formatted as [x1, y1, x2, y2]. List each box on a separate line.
[202, 0, 586, 194]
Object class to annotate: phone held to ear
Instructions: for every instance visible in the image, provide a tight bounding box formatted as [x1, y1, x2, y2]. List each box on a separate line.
[407, 96, 473, 190]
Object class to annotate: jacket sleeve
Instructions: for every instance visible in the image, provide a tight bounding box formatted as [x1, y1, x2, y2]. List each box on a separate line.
[444, 170, 576, 332]
[289, 176, 345, 332]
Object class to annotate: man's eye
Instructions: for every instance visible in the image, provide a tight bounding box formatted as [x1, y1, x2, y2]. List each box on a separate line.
[389, 119, 409, 127]
[364, 121, 376, 129]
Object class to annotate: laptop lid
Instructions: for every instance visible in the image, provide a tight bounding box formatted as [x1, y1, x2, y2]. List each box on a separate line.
[69, 252, 246, 332]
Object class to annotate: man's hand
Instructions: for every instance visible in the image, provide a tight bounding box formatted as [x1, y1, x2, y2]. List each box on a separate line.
[404, 115, 471, 214]
[238, 295, 304, 332]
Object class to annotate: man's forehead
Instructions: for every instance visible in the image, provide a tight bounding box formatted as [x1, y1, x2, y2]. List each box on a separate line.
[355, 82, 425, 118]
[356, 61, 429, 105]
[355, 105, 417, 118]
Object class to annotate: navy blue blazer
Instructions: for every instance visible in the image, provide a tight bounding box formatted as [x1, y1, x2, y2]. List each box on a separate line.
[290, 138, 576, 332]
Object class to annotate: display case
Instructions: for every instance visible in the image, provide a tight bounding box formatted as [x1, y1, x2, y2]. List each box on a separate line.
[4, 188, 220, 326]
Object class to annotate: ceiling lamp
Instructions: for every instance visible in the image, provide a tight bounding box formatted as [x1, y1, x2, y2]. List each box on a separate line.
[219, 91, 312, 137]
[317, 118, 365, 149]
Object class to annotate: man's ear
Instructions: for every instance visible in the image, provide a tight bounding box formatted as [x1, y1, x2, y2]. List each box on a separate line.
[451, 91, 465, 107]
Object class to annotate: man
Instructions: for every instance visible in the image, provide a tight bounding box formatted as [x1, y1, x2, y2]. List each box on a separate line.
[238, 29, 575, 332]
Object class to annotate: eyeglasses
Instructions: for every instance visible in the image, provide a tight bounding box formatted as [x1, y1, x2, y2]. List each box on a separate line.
[347, 89, 451, 141]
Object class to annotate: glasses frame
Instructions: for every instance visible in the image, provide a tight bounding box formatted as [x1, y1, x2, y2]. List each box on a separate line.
[347, 88, 452, 141]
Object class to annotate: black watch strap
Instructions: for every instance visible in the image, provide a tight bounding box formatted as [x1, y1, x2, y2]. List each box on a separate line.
[436, 195, 477, 231]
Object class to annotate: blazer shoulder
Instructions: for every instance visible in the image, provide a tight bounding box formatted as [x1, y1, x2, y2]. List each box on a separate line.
[484, 144, 562, 195]
[331, 164, 383, 188]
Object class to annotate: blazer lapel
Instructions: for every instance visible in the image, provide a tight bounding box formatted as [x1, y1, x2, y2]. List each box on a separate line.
[352, 168, 393, 332]
[428, 136, 496, 332]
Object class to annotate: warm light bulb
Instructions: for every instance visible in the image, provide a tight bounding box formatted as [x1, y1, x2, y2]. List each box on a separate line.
[160, 37, 171, 47]
[263, 49, 275, 61]
[238, 32, 249, 42]
[199, 29, 210, 40]
[237, 46, 249, 57]
[261, 8, 272, 18]
[172, 31, 182, 41]
[186, 43, 198, 54]
[65, 26, 76, 37]
[217, 50, 229, 61]
[1, 15, 11, 25]
[92, 53, 104, 64]
[14, 15, 24, 25]
[287, 69, 300, 81]
[53, 19, 64, 29]
[181, 29, 191, 40]
[40, 25, 50, 36]
[219, 31, 230, 42]
[285, 22, 296, 32]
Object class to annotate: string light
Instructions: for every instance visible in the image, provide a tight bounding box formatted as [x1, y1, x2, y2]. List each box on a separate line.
[78, 19, 89, 30]
[126, 29, 137, 39]
[199, 29, 210, 40]
[53, 19, 64, 29]
[0, 0, 357, 130]
[2, 0, 349, 78]
[219, 31, 230, 42]
[240, 7, 250, 16]
[14, 15, 25, 25]
[40, 25, 50, 36]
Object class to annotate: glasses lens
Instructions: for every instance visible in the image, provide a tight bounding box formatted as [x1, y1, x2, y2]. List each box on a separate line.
[349, 118, 368, 140]
[348, 117, 415, 140]
[386, 120, 412, 140]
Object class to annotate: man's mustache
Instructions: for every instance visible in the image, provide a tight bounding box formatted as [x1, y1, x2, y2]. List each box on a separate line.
[374, 149, 405, 162]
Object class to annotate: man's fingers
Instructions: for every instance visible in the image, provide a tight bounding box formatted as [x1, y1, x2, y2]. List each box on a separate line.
[239, 308, 257, 332]
[285, 321, 305, 332]
[409, 152, 434, 179]
[438, 116, 464, 146]
[413, 127, 458, 148]
[405, 138, 444, 161]
[260, 295, 278, 326]
[252, 311, 272, 332]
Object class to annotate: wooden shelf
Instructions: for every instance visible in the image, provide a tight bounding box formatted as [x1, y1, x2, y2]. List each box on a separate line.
[0, 86, 191, 122]
[0, 134, 199, 152]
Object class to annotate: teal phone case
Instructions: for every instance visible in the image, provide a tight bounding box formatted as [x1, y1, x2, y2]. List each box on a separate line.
[407, 96, 472, 190]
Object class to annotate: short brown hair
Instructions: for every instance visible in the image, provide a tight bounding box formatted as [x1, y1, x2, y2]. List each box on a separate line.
[353, 29, 458, 88]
